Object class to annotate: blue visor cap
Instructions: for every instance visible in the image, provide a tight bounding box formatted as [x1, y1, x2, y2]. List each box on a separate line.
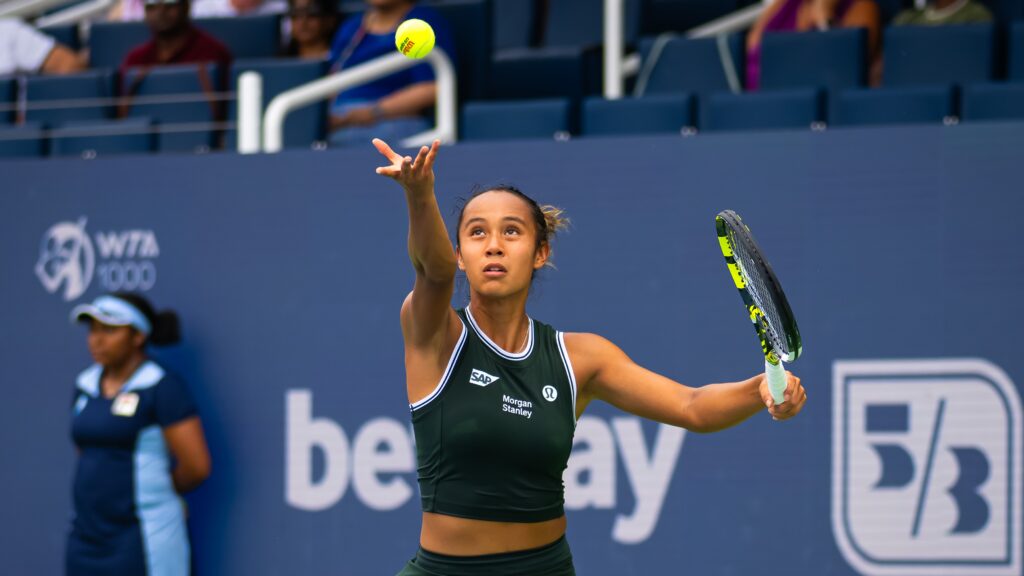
[71, 296, 152, 336]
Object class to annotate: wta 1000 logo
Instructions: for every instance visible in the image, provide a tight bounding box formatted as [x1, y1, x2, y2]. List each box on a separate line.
[35, 217, 160, 301]
[833, 359, 1023, 575]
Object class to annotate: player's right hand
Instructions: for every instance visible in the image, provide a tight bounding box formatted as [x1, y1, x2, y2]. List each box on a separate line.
[372, 138, 439, 196]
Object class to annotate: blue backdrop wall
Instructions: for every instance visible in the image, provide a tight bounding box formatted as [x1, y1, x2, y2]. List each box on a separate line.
[2, 123, 1022, 575]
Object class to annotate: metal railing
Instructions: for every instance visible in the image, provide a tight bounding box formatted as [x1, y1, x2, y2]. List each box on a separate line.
[243, 49, 457, 154]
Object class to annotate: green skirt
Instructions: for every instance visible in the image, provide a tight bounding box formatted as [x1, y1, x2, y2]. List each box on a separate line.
[396, 536, 575, 576]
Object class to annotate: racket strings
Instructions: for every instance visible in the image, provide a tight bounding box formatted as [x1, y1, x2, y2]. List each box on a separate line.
[730, 231, 791, 356]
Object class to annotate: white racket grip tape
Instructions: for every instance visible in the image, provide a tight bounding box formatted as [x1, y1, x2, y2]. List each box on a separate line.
[765, 359, 787, 405]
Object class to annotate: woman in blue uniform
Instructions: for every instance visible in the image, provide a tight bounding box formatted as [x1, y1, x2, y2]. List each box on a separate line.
[372, 139, 808, 575]
[66, 293, 210, 576]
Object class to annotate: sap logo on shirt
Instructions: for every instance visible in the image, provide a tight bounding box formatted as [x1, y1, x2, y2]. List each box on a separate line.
[469, 369, 499, 387]
[36, 217, 161, 301]
[832, 359, 1023, 576]
[284, 389, 684, 544]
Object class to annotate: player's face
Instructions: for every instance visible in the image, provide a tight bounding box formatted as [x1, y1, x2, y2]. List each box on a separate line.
[87, 320, 144, 368]
[457, 191, 549, 299]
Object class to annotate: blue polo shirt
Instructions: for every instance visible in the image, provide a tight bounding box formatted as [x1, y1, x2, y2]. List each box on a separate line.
[327, 5, 456, 105]
[67, 361, 197, 576]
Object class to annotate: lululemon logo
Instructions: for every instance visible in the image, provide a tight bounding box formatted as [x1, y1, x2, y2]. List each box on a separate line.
[543, 385, 557, 401]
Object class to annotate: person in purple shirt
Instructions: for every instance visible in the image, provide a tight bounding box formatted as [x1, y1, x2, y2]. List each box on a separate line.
[745, 0, 881, 90]
[326, 0, 455, 146]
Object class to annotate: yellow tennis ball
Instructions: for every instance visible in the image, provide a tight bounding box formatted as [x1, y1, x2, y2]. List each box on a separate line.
[395, 19, 435, 60]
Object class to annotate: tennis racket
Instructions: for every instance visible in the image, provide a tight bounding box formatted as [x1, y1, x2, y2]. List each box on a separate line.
[715, 210, 802, 405]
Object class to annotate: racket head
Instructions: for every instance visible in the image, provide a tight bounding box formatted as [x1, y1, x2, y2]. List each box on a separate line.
[715, 210, 802, 364]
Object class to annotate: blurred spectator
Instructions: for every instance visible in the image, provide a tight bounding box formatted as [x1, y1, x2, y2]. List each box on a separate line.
[892, 0, 992, 25]
[109, 0, 284, 21]
[282, 0, 339, 59]
[120, 0, 232, 71]
[326, 0, 455, 147]
[0, 18, 86, 75]
[746, 0, 881, 90]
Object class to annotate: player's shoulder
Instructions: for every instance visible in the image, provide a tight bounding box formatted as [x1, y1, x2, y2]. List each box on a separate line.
[561, 332, 622, 358]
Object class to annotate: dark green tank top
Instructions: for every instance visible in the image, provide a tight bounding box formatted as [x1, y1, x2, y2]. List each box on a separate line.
[410, 308, 577, 522]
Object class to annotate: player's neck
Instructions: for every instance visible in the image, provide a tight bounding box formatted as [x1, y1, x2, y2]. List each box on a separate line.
[468, 298, 531, 354]
[101, 353, 147, 396]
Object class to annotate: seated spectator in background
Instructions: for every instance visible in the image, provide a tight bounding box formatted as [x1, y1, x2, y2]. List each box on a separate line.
[0, 18, 86, 75]
[121, 0, 232, 72]
[326, 0, 455, 147]
[746, 0, 881, 90]
[892, 0, 992, 25]
[282, 0, 339, 59]
[109, 0, 284, 21]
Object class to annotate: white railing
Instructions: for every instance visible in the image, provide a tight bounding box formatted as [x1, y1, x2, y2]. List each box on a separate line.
[246, 49, 456, 154]
[0, 0, 76, 19]
[35, 0, 115, 28]
[603, 0, 766, 99]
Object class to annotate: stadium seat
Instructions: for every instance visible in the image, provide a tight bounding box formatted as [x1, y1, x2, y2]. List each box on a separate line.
[122, 64, 223, 152]
[874, 0, 907, 25]
[961, 82, 1024, 122]
[49, 117, 155, 157]
[760, 29, 866, 90]
[700, 88, 821, 132]
[462, 98, 571, 141]
[0, 77, 15, 124]
[581, 94, 694, 136]
[195, 15, 281, 60]
[636, 35, 743, 95]
[490, 47, 599, 102]
[882, 24, 995, 86]
[1010, 21, 1024, 81]
[543, 0, 640, 48]
[432, 0, 491, 101]
[0, 123, 46, 158]
[25, 70, 115, 125]
[830, 86, 953, 126]
[227, 59, 327, 150]
[88, 21, 150, 69]
[493, 0, 535, 50]
[640, 0, 745, 35]
[40, 23, 80, 50]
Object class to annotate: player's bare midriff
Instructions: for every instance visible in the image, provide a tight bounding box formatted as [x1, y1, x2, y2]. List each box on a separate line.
[420, 512, 567, 556]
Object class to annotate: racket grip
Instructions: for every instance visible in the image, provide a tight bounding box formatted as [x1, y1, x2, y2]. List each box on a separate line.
[765, 359, 787, 405]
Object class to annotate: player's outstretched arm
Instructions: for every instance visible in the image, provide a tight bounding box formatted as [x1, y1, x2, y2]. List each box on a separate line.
[565, 333, 806, 432]
[372, 138, 456, 349]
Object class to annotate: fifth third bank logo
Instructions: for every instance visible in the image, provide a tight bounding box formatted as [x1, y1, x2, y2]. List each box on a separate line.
[833, 359, 1022, 575]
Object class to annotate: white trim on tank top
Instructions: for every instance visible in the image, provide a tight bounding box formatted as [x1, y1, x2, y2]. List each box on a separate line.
[409, 317, 468, 412]
[464, 307, 535, 361]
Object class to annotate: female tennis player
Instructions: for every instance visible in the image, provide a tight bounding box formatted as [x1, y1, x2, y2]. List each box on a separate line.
[67, 293, 210, 576]
[373, 138, 807, 575]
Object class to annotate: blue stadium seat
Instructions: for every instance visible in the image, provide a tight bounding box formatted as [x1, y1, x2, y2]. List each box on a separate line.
[1010, 22, 1024, 81]
[641, 0, 745, 35]
[49, 118, 155, 157]
[830, 86, 953, 126]
[40, 23, 80, 50]
[122, 64, 223, 152]
[700, 89, 821, 132]
[0, 123, 46, 158]
[761, 29, 866, 90]
[432, 0, 491, 101]
[493, 0, 534, 50]
[0, 76, 15, 124]
[875, 0, 908, 25]
[490, 47, 599, 102]
[195, 15, 281, 60]
[883, 24, 995, 86]
[961, 82, 1024, 122]
[636, 35, 743, 95]
[462, 98, 571, 141]
[543, 0, 640, 48]
[88, 21, 149, 69]
[25, 70, 115, 125]
[582, 94, 694, 136]
[227, 59, 327, 150]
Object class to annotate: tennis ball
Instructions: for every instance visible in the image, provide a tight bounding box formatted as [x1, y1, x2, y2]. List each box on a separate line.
[395, 19, 435, 60]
